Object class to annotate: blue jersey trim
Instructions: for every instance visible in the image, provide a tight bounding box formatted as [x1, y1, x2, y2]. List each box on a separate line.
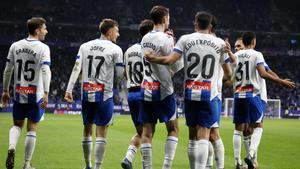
[173, 48, 182, 54]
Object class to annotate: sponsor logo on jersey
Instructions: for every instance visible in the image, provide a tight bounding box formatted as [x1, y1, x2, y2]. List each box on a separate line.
[141, 81, 160, 90]
[83, 83, 104, 92]
[235, 85, 254, 93]
[16, 86, 37, 94]
[185, 80, 211, 91]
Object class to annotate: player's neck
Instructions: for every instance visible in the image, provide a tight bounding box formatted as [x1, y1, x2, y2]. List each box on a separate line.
[197, 29, 210, 34]
[27, 35, 39, 41]
[153, 24, 165, 32]
[100, 35, 110, 41]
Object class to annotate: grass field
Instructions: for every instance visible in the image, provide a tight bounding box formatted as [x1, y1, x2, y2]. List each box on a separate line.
[0, 113, 300, 169]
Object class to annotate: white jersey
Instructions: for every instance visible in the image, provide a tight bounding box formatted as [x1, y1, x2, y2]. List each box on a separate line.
[217, 65, 224, 100]
[141, 30, 183, 101]
[174, 32, 230, 101]
[124, 43, 143, 88]
[5, 38, 50, 103]
[68, 39, 123, 102]
[233, 49, 266, 99]
[260, 62, 270, 103]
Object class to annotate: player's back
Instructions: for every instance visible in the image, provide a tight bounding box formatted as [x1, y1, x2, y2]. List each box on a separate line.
[79, 39, 123, 102]
[141, 30, 174, 101]
[175, 32, 228, 101]
[233, 49, 265, 98]
[9, 38, 50, 103]
[124, 43, 143, 88]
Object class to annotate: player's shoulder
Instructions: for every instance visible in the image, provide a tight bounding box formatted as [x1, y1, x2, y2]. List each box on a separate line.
[126, 43, 141, 53]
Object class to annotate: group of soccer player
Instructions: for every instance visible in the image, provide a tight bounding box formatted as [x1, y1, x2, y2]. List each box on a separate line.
[1, 4, 296, 169]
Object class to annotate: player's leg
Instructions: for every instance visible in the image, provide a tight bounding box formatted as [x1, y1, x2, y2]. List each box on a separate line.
[207, 98, 224, 169]
[242, 123, 252, 169]
[94, 125, 108, 169]
[141, 123, 155, 169]
[205, 141, 214, 169]
[6, 101, 26, 169]
[140, 101, 157, 169]
[244, 97, 265, 169]
[23, 120, 38, 169]
[187, 126, 199, 169]
[197, 126, 211, 169]
[94, 98, 114, 169]
[6, 120, 24, 169]
[233, 98, 248, 168]
[23, 101, 44, 169]
[82, 124, 93, 169]
[121, 93, 142, 169]
[163, 119, 179, 169]
[209, 128, 225, 169]
[160, 94, 178, 169]
[81, 101, 94, 169]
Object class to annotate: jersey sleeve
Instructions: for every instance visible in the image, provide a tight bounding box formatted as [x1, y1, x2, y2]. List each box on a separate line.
[255, 52, 265, 66]
[41, 45, 51, 66]
[174, 35, 186, 54]
[161, 35, 174, 55]
[2, 44, 15, 91]
[114, 46, 124, 66]
[66, 45, 84, 93]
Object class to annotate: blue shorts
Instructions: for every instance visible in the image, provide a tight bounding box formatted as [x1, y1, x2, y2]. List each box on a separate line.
[140, 94, 177, 124]
[233, 96, 266, 124]
[81, 98, 113, 126]
[184, 97, 220, 128]
[216, 99, 222, 126]
[128, 91, 142, 126]
[13, 100, 44, 123]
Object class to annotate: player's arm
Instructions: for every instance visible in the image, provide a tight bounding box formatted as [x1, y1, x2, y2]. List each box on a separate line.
[222, 63, 232, 85]
[2, 45, 15, 106]
[224, 41, 237, 64]
[144, 50, 181, 65]
[257, 64, 295, 89]
[40, 46, 51, 109]
[114, 47, 125, 86]
[65, 49, 83, 103]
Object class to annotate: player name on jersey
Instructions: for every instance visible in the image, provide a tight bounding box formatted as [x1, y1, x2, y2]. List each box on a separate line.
[16, 48, 37, 57]
[142, 42, 157, 50]
[184, 39, 223, 53]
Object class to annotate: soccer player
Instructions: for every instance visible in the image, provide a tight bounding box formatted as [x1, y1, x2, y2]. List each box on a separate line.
[205, 15, 225, 169]
[2, 17, 51, 169]
[232, 32, 295, 169]
[121, 19, 154, 169]
[144, 11, 232, 169]
[64, 19, 124, 169]
[140, 5, 183, 169]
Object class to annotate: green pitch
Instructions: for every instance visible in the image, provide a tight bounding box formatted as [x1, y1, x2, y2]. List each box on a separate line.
[0, 113, 300, 169]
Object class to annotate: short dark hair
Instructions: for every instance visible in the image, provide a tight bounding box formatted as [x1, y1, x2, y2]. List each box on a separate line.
[211, 15, 217, 33]
[99, 19, 119, 35]
[139, 19, 154, 37]
[195, 11, 212, 30]
[27, 17, 46, 35]
[150, 5, 169, 24]
[242, 31, 256, 46]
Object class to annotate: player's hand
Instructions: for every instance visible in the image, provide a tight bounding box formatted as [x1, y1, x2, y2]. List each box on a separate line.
[224, 41, 232, 54]
[1, 91, 10, 107]
[280, 79, 296, 89]
[41, 92, 48, 109]
[165, 28, 176, 43]
[64, 92, 73, 103]
[144, 50, 156, 62]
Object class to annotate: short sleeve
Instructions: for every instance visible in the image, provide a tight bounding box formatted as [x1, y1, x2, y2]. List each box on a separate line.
[255, 52, 265, 66]
[174, 35, 186, 54]
[41, 45, 51, 66]
[114, 46, 124, 67]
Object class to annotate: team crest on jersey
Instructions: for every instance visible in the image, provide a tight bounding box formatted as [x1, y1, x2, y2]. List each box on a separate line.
[83, 83, 104, 92]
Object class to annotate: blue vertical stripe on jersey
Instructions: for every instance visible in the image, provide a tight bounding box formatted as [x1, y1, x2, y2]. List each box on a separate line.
[246, 91, 253, 98]
[28, 85, 37, 103]
[151, 80, 160, 101]
[83, 91, 88, 101]
[95, 91, 103, 102]
[184, 88, 192, 100]
[15, 84, 20, 102]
